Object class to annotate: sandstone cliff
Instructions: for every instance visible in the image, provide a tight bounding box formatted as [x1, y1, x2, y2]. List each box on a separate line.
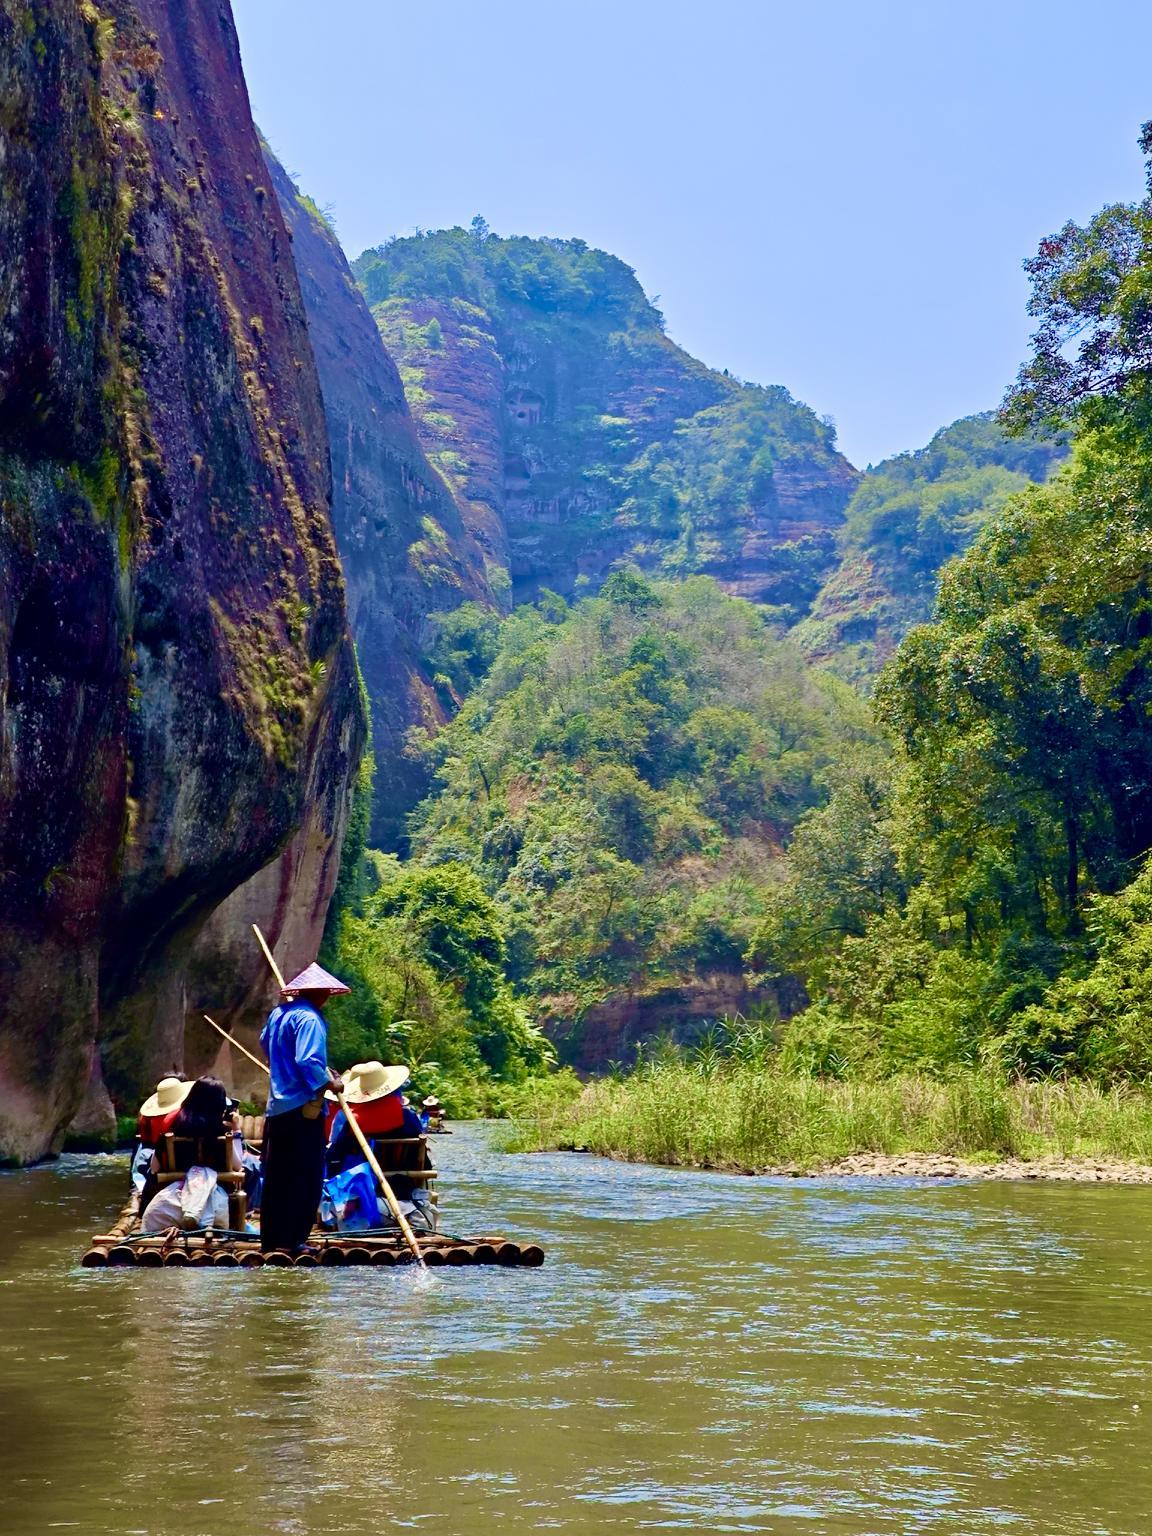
[354, 230, 859, 615]
[265, 156, 496, 849]
[0, 0, 364, 1160]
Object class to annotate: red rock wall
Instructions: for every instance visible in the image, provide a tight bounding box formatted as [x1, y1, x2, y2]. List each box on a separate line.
[0, 0, 364, 1159]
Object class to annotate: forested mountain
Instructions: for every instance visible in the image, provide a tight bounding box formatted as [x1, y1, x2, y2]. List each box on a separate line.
[352, 227, 858, 616]
[395, 574, 870, 1068]
[344, 226, 1067, 804]
[794, 414, 1067, 681]
[330, 128, 1152, 1086]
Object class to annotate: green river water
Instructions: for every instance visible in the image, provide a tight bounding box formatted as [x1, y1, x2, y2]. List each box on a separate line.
[1, 1125, 1151, 1534]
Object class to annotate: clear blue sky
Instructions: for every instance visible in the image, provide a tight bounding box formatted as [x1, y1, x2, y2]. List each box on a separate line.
[233, 0, 1152, 470]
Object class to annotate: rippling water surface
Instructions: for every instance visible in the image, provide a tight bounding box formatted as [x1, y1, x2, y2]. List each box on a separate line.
[1, 1127, 1151, 1534]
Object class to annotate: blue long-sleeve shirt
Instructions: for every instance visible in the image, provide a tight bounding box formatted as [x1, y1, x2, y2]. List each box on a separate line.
[260, 1001, 330, 1116]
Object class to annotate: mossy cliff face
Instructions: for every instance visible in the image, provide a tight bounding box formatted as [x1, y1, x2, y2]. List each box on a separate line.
[265, 155, 496, 850]
[353, 230, 859, 615]
[0, 0, 131, 1160]
[0, 0, 364, 1160]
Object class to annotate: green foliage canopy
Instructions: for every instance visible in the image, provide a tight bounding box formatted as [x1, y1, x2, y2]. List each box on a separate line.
[409, 574, 870, 1027]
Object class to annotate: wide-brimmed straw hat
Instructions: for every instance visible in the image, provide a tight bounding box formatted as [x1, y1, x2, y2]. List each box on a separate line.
[139, 1076, 193, 1118]
[324, 1062, 358, 1104]
[422, 1096, 441, 1109]
[343, 1060, 410, 1104]
[282, 962, 351, 995]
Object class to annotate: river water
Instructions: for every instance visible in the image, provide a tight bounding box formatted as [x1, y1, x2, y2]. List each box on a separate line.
[1, 1127, 1151, 1535]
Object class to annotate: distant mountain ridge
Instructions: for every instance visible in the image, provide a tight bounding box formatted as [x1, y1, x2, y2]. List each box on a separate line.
[259, 208, 1066, 858]
[794, 414, 1067, 681]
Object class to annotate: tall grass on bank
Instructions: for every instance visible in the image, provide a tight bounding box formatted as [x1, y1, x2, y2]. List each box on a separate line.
[505, 1065, 1152, 1169]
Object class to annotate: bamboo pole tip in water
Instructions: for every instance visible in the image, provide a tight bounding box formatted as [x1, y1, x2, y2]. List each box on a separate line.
[263, 1250, 293, 1266]
[472, 1243, 498, 1265]
[517, 1245, 546, 1267]
[370, 1247, 397, 1265]
[213, 1250, 241, 1267]
[137, 1248, 164, 1267]
[107, 1245, 136, 1266]
[189, 1250, 215, 1266]
[293, 1251, 319, 1266]
[239, 1249, 265, 1267]
[445, 1245, 474, 1266]
[344, 1246, 371, 1266]
[422, 1247, 448, 1267]
[495, 1242, 521, 1266]
[162, 1249, 191, 1266]
[319, 1246, 346, 1266]
[80, 1248, 109, 1268]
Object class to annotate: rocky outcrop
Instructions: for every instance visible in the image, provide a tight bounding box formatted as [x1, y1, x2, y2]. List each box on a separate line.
[0, 0, 364, 1161]
[549, 977, 756, 1074]
[265, 159, 496, 848]
[354, 230, 859, 613]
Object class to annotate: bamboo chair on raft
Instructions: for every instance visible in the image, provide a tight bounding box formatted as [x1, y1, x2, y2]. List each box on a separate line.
[365, 1134, 437, 1199]
[238, 1115, 437, 1202]
[154, 1131, 247, 1231]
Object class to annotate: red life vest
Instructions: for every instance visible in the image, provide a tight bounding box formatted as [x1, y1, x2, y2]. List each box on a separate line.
[351, 1092, 405, 1136]
[137, 1108, 182, 1147]
[325, 1091, 406, 1144]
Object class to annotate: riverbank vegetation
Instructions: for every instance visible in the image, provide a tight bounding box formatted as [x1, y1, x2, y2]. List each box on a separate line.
[322, 852, 552, 1115]
[323, 572, 867, 1107]
[751, 131, 1152, 1087]
[508, 1054, 1152, 1171]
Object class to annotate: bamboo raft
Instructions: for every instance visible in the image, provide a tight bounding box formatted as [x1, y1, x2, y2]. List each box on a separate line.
[81, 1228, 545, 1269]
[81, 1115, 545, 1270]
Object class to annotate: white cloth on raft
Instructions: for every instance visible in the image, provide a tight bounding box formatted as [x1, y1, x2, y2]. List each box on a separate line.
[141, 1165, 229, 1233]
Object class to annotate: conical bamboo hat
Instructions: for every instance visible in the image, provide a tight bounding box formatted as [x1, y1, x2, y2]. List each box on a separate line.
[282, 962, 350, 995]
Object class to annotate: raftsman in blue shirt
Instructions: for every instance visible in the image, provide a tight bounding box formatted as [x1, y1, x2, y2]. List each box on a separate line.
[260, 1000, 330, 1116]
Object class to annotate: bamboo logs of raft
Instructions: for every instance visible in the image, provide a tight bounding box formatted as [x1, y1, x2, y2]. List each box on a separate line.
[82, 1171, 547, 1269]
[80, 1235, 546, 1268]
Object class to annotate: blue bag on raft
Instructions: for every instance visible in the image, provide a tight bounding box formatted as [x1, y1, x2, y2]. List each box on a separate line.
[319, 1160, 380, 1232]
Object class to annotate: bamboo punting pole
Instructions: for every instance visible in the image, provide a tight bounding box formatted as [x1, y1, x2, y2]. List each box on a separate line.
[203, 1012, 267, 1075]
[250, 925, 428, 1272]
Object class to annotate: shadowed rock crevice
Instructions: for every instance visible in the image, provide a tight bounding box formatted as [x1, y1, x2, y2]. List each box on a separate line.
[266, 154, 497, 849]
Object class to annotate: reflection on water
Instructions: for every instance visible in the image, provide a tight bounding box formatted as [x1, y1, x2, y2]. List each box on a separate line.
[1, 1127, 1151, 1533]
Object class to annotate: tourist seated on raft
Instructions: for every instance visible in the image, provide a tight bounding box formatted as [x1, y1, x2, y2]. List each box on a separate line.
[322, 1061, 437, 1233]
[137, 1077, 242, 1234]
[130, 1075, 191, 1196]
[421, 1095, 445, 1132]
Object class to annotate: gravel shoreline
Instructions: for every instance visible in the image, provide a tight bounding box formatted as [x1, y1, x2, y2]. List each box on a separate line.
[767, 1153, 1152, 1183]
[554, 1146, 1152, 1183]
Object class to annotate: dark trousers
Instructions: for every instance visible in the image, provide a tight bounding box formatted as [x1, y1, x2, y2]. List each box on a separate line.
[261, 1106, 325, 1250]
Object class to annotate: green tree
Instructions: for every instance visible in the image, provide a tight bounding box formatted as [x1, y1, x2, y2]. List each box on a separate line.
[1003, 121, 1152, 442]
